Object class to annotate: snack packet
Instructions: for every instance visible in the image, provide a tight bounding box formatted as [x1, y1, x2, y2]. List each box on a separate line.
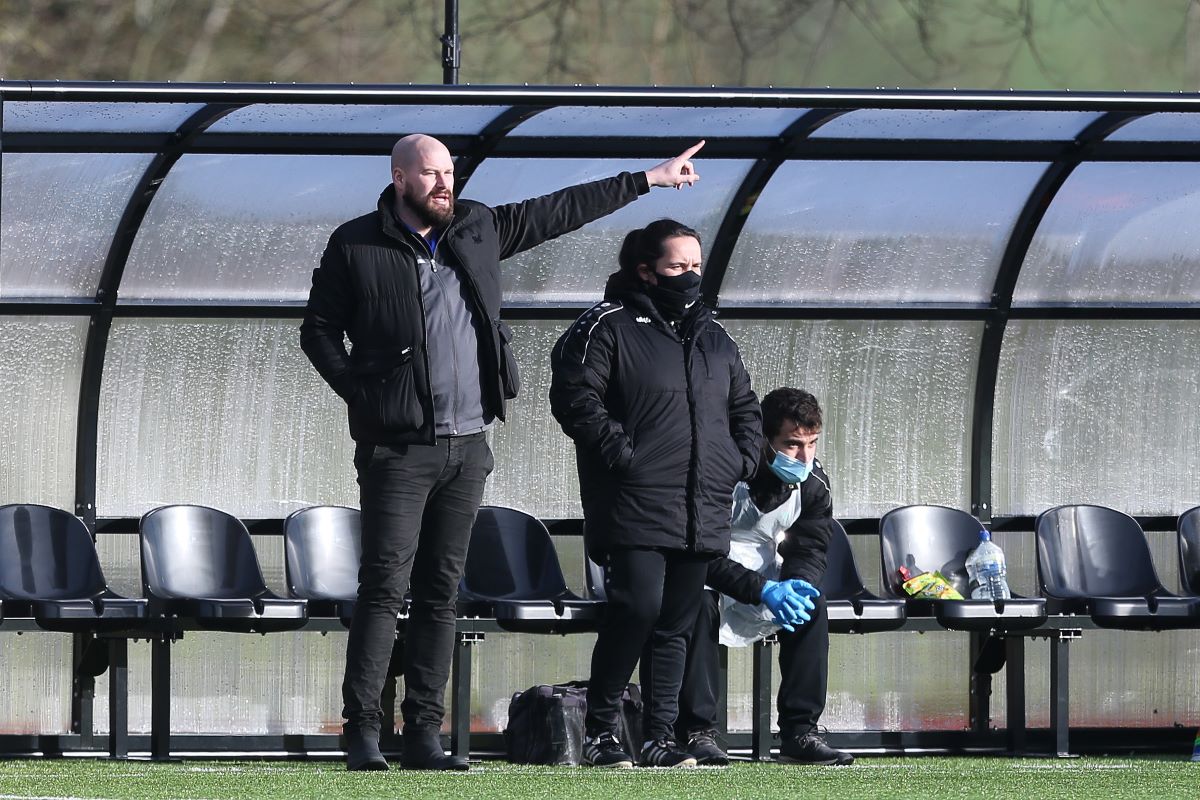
[900, 569, 964, 601]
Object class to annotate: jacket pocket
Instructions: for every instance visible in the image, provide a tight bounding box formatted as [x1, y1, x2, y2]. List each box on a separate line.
[352, 347, 424, 431]
[711, 435, 745, 490]
[496, 320, 522, 400]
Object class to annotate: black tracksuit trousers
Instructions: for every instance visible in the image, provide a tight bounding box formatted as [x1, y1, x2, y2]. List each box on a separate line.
[585, 548, 711, 743]
[677, 587, 830, 739]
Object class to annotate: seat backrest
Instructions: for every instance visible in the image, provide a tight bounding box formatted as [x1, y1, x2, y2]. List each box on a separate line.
[878, 505, 986, 599]
[283, 506, 361, 600]
[140, 505, 268, 599]
[461, 506, 569, 600]
[0, 504, 107, 600]
[1179, 506, 1200, 595]
[820, 519, 870, 600]
[1035, 504, 1163, 598]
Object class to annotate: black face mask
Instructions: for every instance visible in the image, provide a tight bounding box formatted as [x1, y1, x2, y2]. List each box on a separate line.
[646, 270, 701, 319]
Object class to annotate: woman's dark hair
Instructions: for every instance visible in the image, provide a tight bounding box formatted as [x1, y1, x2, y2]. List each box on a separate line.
[617, 218, 701, 276]
[761, 387, 823, 439]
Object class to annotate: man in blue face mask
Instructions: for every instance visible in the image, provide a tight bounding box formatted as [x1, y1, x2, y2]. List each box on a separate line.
[676, 387, 854, 767]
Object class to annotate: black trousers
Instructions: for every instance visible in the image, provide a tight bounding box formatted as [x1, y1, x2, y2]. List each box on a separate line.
[342, 434, 493, 733]
[585, 548, 711, 743]
[677, 586, 830, 739]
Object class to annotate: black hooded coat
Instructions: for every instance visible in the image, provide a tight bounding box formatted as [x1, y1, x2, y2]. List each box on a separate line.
[549, 271, 762, 559]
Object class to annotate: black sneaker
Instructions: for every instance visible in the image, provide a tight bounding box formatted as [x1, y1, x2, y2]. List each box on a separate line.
[639, 737, 698, 768]
[582, 732, 634, 768]
[685, 730, 729, 766]
[779, 732, 854, 765]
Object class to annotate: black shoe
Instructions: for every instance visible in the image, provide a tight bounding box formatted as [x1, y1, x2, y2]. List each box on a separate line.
[400, 728, 469, 771]
[779, 732, 854, 765]
[582, 731, 634, 768]
[344, 724, 388, 771]
[638, 737, 698, 768]
[685, 730, 729, 766]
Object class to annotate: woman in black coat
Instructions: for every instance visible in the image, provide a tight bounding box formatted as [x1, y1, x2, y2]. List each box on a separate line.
[549, 218, 762, 767]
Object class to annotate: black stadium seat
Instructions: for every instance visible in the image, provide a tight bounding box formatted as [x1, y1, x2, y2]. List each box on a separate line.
[283, 505, 363, 628]
[880, 505, 1046, 631]
[1177, 505, 1200, 595]
[0, 504, 147, 632]
[140, 504, 307, 633]
[1035, 504, 1200, 630]
[822, 519, 906, 633]
[0, 503, 146, 757]
[459, 506, 602, 634]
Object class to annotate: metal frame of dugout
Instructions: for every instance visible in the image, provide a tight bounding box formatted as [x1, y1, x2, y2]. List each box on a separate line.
[1, 606, 1189, 761]
[3, 81, 1200, 759]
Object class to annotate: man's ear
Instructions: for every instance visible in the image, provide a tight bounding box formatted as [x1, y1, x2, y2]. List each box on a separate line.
[636, 263, 656, 284]
[391, 167, 405, 190]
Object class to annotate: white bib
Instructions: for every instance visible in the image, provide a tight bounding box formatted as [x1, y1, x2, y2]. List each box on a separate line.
[718, 482, 803, 647]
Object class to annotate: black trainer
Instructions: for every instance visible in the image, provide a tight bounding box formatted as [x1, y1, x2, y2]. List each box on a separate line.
[779, 732, 854, 765]
[639, 737, 698, 768]
[344, 723, 388, 771]
[685, 729, 729, 766]
[582, 731, 634, 768]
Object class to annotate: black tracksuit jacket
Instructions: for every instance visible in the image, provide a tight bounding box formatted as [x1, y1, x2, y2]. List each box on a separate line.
[301, 173, 648, 444]
[549, 272, 763, 559]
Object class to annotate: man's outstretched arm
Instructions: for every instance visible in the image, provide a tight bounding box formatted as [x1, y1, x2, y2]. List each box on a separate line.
[490, 141, 707, 260]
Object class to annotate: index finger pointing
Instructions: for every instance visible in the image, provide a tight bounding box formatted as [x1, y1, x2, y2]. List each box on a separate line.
[677, 139, 705, 161]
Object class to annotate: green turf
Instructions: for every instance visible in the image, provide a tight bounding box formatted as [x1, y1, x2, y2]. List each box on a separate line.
[0, 756, 1195, 800]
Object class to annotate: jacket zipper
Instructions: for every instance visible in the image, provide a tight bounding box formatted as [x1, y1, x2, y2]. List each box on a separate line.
[400, 239, 438, 446]
[681, 327, 699, 552]
[428, 237, 465, 434]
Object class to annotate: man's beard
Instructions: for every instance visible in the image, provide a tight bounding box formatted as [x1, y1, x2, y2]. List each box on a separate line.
[402, 185, 454, 228]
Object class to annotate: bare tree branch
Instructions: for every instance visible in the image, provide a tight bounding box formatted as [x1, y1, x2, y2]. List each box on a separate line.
[177, 0, 234, 81]
[843, 0, 939, 83]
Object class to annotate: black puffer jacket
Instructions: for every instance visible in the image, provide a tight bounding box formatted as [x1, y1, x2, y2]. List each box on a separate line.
[301, 173, 648, 445]
[549, 272, 762, 558]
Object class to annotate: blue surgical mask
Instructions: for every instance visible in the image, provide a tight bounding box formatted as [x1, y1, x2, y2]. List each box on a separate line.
[768, 449, 812, 484]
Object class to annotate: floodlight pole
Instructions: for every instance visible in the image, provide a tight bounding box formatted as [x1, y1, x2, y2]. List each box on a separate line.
[441, 0, 460, 85]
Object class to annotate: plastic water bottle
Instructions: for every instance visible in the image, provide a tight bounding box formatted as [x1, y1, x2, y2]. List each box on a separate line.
[965, 528, 1011, 600]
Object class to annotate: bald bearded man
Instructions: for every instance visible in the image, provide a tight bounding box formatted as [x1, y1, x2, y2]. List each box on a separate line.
[301, 134, 705, 771]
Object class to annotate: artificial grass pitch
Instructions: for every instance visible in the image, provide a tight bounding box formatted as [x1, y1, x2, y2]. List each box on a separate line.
[0, 756, 1195, 800]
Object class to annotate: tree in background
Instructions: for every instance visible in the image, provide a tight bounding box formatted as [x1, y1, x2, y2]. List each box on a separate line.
[0, 0, 1197, 90]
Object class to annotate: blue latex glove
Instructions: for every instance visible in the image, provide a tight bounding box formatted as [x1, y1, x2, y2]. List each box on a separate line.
[760, 579, 819, 632]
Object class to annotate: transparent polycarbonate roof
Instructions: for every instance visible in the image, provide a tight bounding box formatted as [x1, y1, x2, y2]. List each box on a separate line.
[809, 109, 1102, 140]
[722, 159, 1045, 306]
[507, 105, 808, 137]
[205, 103, 509, 135]
[1107, 111, 1200, 141]
[1016, 161, 1200, 305]
[2, 101, 206, 132]
[3, 89, 1200, 526]
[7, 99, 1200, 312]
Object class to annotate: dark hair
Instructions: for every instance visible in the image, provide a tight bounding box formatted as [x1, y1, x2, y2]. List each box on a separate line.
[761, 387, 822, 440]
[617, 218, 701, 276]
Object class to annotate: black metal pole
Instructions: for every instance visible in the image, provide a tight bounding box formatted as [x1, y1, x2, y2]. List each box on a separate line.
[967, 111, 1140, 524]
[442, 0, 460, 85]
